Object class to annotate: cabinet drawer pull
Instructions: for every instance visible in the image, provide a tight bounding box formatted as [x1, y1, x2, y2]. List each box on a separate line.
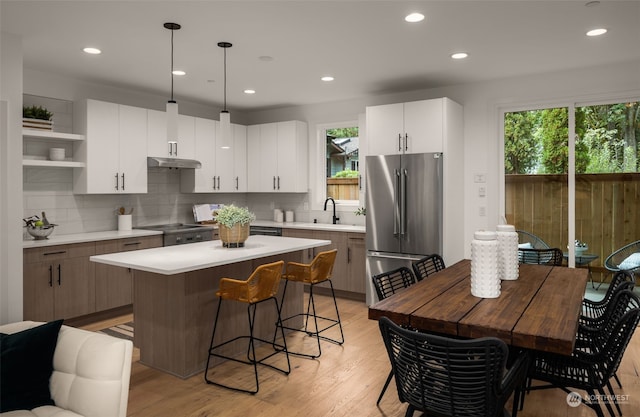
[124, 242, 141, 247]
[348, 247, 352, 263]
[44, 251, 66, 256]
[57, 264, 61, 286]
[277, 176, 280, 190]
[398, 134, 402, 151]
[121, 173, 125, 190]
[404, 133, 408, 151]
[49, 265, 53, 287]
[115, 173, 119, 190]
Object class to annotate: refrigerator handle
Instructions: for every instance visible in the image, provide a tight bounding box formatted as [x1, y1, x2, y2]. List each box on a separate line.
[393, 169, 401, 236]
[401, 168, 408, 236]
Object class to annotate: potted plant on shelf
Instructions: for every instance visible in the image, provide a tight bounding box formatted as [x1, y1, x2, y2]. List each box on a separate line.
[23, 105, 54, 130]
[215, 204, 256, 248]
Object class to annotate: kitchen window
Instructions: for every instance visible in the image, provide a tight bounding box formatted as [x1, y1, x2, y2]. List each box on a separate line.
[323, 124, 360, 204]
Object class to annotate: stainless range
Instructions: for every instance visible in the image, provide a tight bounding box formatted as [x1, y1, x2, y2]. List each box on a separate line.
[135, 223, 214, 246]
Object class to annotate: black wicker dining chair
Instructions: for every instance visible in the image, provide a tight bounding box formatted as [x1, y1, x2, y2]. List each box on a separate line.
[371, 266, 417, 301]
[379, 316, 530, 417]
[412, 254, 446, 281]
[370, 266, 417, 406]
[518, 247, 563, 265]
[576, 279, 636, 416]
[527, 290, 640, 417]
[581, 270, 635, 324]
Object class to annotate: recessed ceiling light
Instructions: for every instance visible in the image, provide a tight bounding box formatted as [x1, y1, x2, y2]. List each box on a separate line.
[321, 76, 334, 82]
[586, 28, 607, 37]
[172, 70, 186, 76]
[405, 12, 425, 23]
[244, 89, 256, 94]
[83, 47, 101, 55]
[451, 52, 468, 60]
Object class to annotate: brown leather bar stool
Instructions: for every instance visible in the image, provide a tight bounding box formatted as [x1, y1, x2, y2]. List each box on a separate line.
[276, 249, 344, 359]
[204, 260, 290, 394]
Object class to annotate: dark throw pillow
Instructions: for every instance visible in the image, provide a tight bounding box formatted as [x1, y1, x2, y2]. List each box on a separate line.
[0, 319, 64, 412]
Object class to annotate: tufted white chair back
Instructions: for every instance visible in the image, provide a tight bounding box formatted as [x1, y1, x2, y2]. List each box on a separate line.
[0, 321, 133, 417]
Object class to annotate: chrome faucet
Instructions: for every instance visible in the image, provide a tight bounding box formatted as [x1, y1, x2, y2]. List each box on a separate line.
[324, 197, 340, 224]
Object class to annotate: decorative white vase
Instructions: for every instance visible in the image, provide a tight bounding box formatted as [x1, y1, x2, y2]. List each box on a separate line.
[497, 224, 519, 281]
[470, 230, 501, 298]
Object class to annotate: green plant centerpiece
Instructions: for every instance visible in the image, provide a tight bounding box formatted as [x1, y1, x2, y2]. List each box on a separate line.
[215, 204, 255, 248]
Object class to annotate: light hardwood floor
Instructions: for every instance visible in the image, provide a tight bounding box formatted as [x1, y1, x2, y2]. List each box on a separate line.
[82, 294, 640, 417]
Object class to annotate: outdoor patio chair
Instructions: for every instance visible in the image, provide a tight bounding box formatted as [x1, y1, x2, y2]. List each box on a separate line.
[604, 240, 640, 277]
[518, 247, 563, 266]
[516, 230, 550, 249]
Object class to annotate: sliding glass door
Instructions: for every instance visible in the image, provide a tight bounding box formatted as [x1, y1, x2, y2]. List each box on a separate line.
[503, 100, 640, 282]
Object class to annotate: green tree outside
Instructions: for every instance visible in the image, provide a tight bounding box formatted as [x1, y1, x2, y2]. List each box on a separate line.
[504, 102, 639, 175]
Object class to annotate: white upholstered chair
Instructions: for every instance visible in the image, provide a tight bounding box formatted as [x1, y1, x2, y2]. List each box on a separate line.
[0, 321, 133, 417]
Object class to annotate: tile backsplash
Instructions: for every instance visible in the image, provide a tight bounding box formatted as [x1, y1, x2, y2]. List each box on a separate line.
[23, 167, 249, 237]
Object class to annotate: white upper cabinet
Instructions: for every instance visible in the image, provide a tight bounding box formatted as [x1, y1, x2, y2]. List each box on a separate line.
[215, 123, 247, 192]
[247, 121, 308, 193]
[147, 109, 195, 159]
[73, 100, 147, 194]
[180, 117, 216, 192]
[180, 120, 247, 193]
[366, 98, 445, 155]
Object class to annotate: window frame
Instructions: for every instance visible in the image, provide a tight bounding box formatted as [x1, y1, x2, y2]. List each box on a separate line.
[313, 120, 361, 211]
[499, 93, 640, 268]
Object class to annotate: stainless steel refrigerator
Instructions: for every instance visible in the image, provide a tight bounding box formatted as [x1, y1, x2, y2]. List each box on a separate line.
[365, 152, 443, 305]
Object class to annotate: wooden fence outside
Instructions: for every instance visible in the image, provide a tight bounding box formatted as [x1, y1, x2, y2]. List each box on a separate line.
[505, 172, 640, 281]
[327, 177, 359, 200]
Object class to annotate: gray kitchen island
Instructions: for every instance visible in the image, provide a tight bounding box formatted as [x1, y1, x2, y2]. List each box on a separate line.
[90, 235, 330, 378]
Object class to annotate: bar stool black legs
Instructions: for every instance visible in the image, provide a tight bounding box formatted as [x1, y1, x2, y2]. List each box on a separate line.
[275, 249, 344, 359]
[204, 261, 290, 394]
[277, 278, 344, 359]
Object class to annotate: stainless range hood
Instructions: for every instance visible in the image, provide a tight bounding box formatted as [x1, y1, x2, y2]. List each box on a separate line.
[147, 156, 202, 169]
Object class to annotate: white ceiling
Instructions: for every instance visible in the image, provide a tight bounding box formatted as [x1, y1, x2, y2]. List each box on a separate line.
[2, 1, 639, 112]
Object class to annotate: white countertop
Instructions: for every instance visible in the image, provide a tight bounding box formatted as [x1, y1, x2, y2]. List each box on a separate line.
[252, 220, 365, 233]
[23, 229, 163, 248]
[90, 235, 331, 275]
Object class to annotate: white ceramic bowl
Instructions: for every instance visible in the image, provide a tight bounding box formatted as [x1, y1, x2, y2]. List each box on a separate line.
[49, 147, 65, 161]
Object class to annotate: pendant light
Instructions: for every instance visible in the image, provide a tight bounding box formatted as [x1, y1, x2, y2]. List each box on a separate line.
[164, 22, 181, 149]
[218, 41, 232, 150]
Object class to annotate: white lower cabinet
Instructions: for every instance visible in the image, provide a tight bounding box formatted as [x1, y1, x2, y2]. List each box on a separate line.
[247, 121, 308, 192]
[73, 99, 147, 194]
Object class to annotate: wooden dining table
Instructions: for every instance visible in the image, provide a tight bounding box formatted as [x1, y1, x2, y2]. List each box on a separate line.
[368, 259, 588, 355]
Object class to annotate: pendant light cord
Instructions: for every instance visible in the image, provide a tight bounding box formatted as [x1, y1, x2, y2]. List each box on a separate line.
[223, 46, 227, 112]
[170, 28, 175, 102]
